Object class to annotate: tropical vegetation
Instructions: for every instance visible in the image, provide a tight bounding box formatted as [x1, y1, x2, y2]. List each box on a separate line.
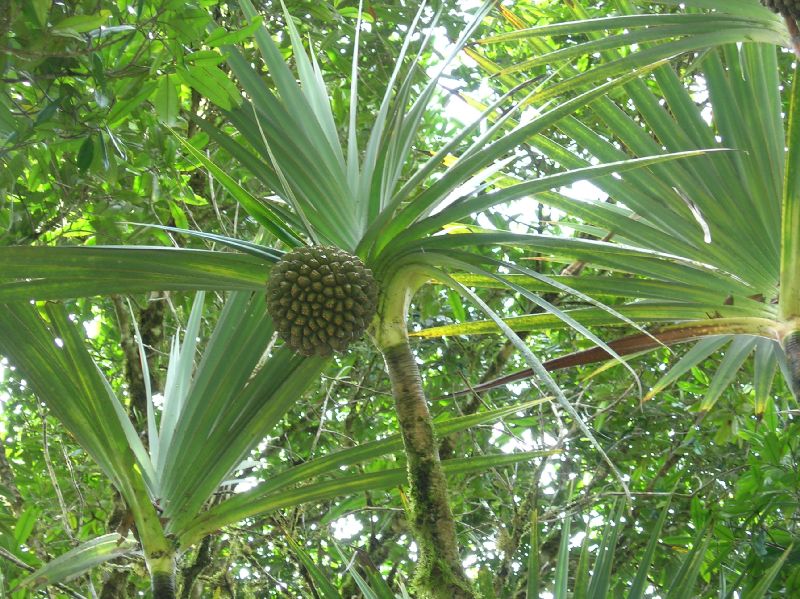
[0, 0, 799, 597]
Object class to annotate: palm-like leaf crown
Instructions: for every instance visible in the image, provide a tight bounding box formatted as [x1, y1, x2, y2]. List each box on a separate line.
[416, 0, 800, 409]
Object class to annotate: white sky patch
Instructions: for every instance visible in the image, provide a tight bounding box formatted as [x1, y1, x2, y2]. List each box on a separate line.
[441, 79, 491, 126]
[151, 392, 164, 409]
[506, 381, 528, 395]
[540, 462, 558, 491]
[570, 530, 586, 548]
[83, 315, 102, 339]
[332, 514, 363, 539]
[690, 75, 712, 125]
[463, 552, 480, 579]
[233, 476, 259, 493]
[561, 179, 607, 203]
[489, 423, 559, 455]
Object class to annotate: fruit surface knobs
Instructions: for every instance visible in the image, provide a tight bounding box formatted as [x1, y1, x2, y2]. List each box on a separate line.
[267, 246, 379, 356]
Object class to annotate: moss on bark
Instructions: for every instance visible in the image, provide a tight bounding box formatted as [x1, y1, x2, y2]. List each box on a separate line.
[382, 341, 476, 599]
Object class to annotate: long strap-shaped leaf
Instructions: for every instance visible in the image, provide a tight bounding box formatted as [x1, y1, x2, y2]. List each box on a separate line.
[777, 56, 800, 398]
[0, 246, 268, 301]
[379, 62, 672, 247]
[157, 292, 328, 533]
[0, 303, 167, 555]
[781, 65, 800, 322]
[178, 450, 555, 547]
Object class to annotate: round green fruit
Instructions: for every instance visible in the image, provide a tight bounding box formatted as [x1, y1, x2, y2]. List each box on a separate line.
[266, 245, 379, 356]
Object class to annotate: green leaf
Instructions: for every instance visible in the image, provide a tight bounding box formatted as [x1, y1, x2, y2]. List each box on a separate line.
[645, 337, 732, 401]
[205, 16, 264, 47]
[16, 534, 136, 590]
[0, 246, 270, 301]
[107, 82, 158, 125]
[753, 339, 779, 416]
[179, 450, 554, 546]
[284, 535, 340, 598]
[399, 150, 724, 244]
[76, 135, 94, 172]
[554, 517, 570, 599]
[699, 336, 758, 411]
[177, 65, 241, 112]
[14, 506, 40, 546]
[27, 0, 50, 27]
[338, 7, 374, 22]
[526, 509, 540, 599]
[51, 11, 111, 34]
[333, 541, 394, 599]
[444, 268, 632, 500]
[156, 291, 205, 479]
[743, 543, 793, 599]
[0, 303, 165, 554]
[160, 292, 329, 535]
[629, 502, 672, 599]
[170, 131, 302, 246]
[412, 307, 772, 341]
[154, 75, 180, 126]
[572, 532, 590, 599]
[781, 65, 800, 321]
[586, 502, 624, 598]
[177, 397, 550, 544]
[664, 525, 711, 599]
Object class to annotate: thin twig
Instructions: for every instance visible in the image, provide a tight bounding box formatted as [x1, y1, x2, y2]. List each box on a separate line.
[42, 417, 75, 541]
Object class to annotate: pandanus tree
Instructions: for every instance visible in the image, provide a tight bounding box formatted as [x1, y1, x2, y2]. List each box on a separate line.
[0, 0, 739, 597]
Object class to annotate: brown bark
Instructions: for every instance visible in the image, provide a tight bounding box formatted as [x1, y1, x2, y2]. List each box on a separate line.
[179, 537, 213, 599]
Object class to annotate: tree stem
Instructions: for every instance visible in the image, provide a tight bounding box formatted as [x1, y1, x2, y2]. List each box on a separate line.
[371, 267, 475, 597]
[382, 340, 475, 599]
[148, 553, 177, 599]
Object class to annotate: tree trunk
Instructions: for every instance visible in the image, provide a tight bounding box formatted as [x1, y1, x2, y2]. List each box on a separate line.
[381, 339, 476, 599]
[148, 553, 177, 599]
